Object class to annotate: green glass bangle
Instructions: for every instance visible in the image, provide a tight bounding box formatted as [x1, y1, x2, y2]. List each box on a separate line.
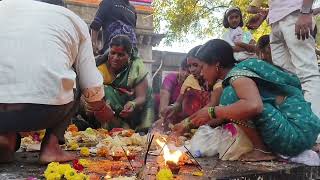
[208, 107, 216, 119]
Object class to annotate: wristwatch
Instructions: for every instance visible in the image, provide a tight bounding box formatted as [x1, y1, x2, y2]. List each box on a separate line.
[300, 6, 313, 14]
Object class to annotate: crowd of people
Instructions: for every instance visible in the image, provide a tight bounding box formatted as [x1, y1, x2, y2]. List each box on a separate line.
[0, 0, 320, 164]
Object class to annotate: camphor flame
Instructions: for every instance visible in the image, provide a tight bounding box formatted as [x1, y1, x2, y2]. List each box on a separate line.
[156, 139, 182, 165]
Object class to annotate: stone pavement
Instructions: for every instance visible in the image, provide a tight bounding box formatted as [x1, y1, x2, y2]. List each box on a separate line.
[1, 152, 320, 180]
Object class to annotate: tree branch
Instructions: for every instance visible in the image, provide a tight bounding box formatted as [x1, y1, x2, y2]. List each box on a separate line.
[203, 5, 229, 12]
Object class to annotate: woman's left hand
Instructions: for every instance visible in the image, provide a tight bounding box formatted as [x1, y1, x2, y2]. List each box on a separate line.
[119, 102, 135, 118]
[189, 107, 212, 127]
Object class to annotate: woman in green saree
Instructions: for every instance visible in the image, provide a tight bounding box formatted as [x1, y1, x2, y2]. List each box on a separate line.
[95, 35, 154, 131]
[173, 39, 320, 160]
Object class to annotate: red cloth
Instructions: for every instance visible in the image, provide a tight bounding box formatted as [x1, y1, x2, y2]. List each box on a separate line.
[182, 88, 210, 116]
[167, 88, 210, 124]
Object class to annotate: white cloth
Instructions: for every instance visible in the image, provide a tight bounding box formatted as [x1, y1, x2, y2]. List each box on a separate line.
[270, 12, 320, 117]
[0, 0, 104, 105]
[268, 0, 303, 24]
[280, 150, 320, 166]
[224, 27, 244, 43]
[222, 27, 256, 61]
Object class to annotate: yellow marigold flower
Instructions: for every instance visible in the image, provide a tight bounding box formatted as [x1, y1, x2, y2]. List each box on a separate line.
[156, 168, 173, 180]
[70, 142, 79, 150]
[80, 147, 90, 157]
[45, 172, 61, 180]
[57, 164, 72, 175]
[44, 163, 59, 178]
[78, 159, 89, 167]
[70, 174, 81, 180]
[47, 162, 60, 169]
[192, 171, 204, 177]
[64, 169, 77, 180]
[44, 168, 57, 179]
[78, 173, 89, 180]
[39, 129, 46, 140]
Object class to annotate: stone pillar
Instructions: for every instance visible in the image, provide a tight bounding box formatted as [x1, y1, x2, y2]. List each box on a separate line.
[135, 8, 164, 83]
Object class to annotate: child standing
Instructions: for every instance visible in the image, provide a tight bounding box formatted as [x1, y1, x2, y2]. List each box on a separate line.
[222, 7, 257, 61]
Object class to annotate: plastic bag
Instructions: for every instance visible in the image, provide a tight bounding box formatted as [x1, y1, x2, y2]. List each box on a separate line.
[188, 126, 220, 157]
[188, 125, 228, 157]
[188, 124, 253, 160]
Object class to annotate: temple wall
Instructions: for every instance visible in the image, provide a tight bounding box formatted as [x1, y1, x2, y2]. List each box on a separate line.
[65, 0, 163, 85]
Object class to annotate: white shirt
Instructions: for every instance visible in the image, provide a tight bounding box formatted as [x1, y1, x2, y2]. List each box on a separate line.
[249, 0, 303, 24]
[0, 0, 104, 105]
[222, 27, 256, 61]
[268, 0, 303, 24]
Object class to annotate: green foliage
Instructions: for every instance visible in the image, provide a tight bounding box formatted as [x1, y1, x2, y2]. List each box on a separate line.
[153, 0, 230, 43]
[232, 0, 271, 40]
[153, 0, 271, 43]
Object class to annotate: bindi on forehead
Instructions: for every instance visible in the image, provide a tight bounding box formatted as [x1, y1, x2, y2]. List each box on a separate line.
[111, 46, 125, 53]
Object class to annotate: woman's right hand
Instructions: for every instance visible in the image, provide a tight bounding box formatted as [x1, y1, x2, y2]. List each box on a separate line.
[160, 105, 178, 119]
[167, 122, 187, 142]
[171, 122, 187, 135]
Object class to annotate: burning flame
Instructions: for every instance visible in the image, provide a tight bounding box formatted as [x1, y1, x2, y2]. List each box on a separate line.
[156, 139, 182, 164]
[105, 173, 112, 179]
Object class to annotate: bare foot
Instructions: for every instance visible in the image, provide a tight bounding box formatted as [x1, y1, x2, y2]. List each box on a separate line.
[39, 149, 76, 164]
[0, 133, 16, 163]
[239, 149, 276, 162]
[39, 133, 76, 164]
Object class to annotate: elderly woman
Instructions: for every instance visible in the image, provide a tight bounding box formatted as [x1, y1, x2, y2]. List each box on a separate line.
[174, 39, 320, 161]
[94, 35, 153, 131]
